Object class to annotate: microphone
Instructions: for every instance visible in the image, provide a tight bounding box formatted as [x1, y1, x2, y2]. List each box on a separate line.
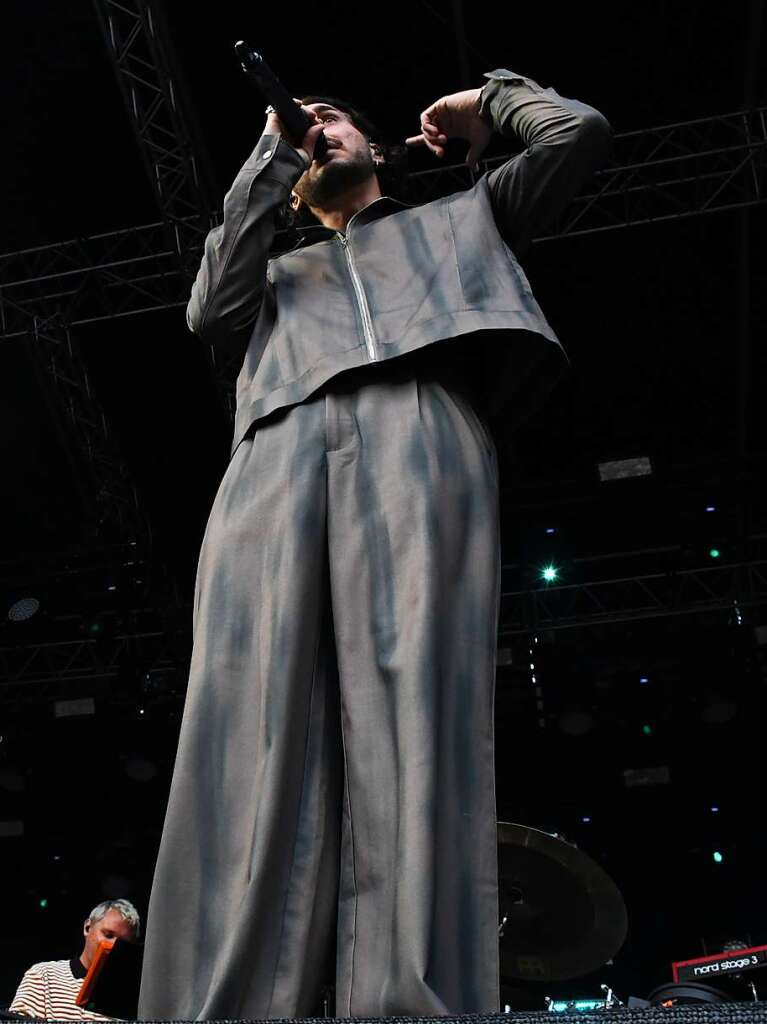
[234, 41, 328, 162]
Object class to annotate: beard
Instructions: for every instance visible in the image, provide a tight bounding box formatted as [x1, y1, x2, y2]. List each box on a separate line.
[294, 147, 377, 211]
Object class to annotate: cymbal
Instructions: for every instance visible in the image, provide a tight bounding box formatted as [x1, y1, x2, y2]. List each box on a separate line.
[497, 821, 628, 982]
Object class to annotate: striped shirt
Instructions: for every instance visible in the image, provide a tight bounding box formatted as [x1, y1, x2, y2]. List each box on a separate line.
[9, 958, 112, 1020]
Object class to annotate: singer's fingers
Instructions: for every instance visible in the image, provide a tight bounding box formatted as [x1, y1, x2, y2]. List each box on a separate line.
[420, 124, 447, 147]
[420, 111, 446, 132]
[293, 97, 320, 121]
[300, 120, 327, 163]
[406, 126, 445, 142]
[405, 132, 445, 156]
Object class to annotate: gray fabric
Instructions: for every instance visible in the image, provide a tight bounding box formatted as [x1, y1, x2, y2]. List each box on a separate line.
[185, 71, 611, 454]
[138, 355, 501, 1018]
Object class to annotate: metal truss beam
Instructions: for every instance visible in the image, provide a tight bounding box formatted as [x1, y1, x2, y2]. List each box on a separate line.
[29, 315, 150, 548]
[1, 107, 764, 340]
[3, 556, 766, 696]
[0, 547, 182, 698]
[0, 635, 184, 718]
[499, 559, 767, 636]
[0, 630, 167, 689]
[91, 0, 218, 275]
[91, 0, 239, 411]
[0, 601, 186, 705]
[0, 222, 187, 340]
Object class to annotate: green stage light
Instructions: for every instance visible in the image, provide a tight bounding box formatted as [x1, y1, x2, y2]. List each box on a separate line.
[709, 548, 721, 559]
[713, 851, 723, 863]
[642, 724, 653, 735]
[541, 565, 559, 583]
[39, 899, 48, 908]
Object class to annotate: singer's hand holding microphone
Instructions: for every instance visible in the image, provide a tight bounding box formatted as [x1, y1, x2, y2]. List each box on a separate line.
[234, 43, 328, 166]
[265, 101, 326, 166]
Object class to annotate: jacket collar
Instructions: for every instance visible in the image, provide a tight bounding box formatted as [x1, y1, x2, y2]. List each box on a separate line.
[291, 195, 412, 250]
[346, 195, 411, 233]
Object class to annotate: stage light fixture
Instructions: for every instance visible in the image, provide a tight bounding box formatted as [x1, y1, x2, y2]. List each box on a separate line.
[558, 710, 594, 736]
[711, 806, 719, 813]
[701, 698, 737, 724]
[54, 698, 95, 718]
[706, 505, 716, 512]
[545, 527, 556, 535]
[642, 724, 653, 735]
[598, 455, 652, 482]
[541, 565, 559, 583]
[639, 676, 649, 684]
[713, 851, 723, 863]
[623, 765, 670, 787]
[39, 899, 48, 908]
[0, 769, 24, 793]
[709, 548, 721, 559]
[8, 597, 40, 622]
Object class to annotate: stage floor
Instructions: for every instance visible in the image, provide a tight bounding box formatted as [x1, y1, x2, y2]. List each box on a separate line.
[17, 1001, 767, 1024]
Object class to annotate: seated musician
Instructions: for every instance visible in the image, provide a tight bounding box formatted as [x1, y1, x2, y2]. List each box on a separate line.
[9, 899, 140, 1020]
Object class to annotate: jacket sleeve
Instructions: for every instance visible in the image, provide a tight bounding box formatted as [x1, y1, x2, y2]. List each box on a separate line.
[480, 69, 612, 254]
[186, 134, 308, 352]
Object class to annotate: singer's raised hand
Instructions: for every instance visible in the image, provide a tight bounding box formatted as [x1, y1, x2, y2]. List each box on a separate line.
[265, 99, 326, 163]
[405, 87, 491, 169]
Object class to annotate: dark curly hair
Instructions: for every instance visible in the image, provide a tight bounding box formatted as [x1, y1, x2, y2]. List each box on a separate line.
[278, 95, 409, 232]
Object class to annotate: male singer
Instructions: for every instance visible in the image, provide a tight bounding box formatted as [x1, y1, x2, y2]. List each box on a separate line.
[138, 65, 610, 1020]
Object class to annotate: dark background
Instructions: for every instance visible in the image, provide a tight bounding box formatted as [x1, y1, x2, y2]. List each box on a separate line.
[1, 0, 766, 1012]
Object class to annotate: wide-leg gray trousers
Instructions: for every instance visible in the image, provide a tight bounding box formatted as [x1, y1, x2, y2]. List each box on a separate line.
[138, 355, 501, 1019]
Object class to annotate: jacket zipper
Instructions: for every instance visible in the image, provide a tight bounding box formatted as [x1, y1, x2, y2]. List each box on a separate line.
[337, 233, 379, 362]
